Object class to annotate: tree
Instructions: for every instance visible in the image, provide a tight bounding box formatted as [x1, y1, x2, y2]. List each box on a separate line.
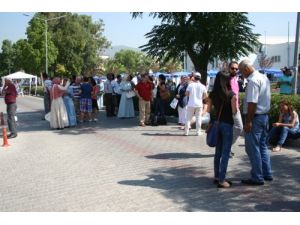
[12, 39, 40, 74]
[133, 12, 260, 83]
[0, 39, 14, 75]
[257, 52, 273, 70]
[49, 13, 110, 76]
[114, 49, 144, 74]
[25, 13, 59, 75]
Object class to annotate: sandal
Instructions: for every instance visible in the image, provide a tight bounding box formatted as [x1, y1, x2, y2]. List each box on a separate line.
[272, 146, 282, 152]
[213, 179, 232, 186]
[217, 181, 231, 188]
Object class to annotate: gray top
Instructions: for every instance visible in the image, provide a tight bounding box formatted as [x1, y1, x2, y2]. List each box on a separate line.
[243, 70, 271, 115]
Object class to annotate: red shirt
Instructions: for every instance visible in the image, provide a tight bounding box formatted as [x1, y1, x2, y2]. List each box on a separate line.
[4, 83, 17, 104]
[135, 82, 152, 101]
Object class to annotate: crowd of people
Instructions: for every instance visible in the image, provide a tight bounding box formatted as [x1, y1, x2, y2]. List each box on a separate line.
[1, 60, 300, 190]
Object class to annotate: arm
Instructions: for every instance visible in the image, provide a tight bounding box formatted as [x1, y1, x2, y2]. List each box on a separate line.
[244, 102, 256, 133]
[273, 111, 297, 128]
[231, 95, 238, 115]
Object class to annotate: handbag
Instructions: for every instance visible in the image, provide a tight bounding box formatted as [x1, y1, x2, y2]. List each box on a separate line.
[170, 98, 178, 109]
[126, 90, 136, 98]
[232, 109, 243, 144]
[159, 87, 170, 100]
[206, 103, 223, 147]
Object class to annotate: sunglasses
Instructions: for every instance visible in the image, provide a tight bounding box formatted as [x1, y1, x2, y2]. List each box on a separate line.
[230, 67, 238, 71]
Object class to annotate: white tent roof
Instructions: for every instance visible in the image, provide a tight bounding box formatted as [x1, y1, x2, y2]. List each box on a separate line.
[4, 71, 37, 79]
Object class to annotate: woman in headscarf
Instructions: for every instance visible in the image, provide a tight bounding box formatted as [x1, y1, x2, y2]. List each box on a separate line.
[49, 77, 70, 129]
[117, 74, 135, 118]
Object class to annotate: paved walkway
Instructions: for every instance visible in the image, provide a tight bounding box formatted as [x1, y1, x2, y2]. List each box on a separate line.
[0, 96, 299, 211]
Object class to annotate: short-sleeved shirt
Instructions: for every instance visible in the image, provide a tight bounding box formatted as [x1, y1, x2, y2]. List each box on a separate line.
[135, 82, 152, 101]
[186, 81, 207, 108]
[243, 70, 270, 115]
[80, 83, 92, 99]
[230, 75, 239, 107]
[279, 75, 293, 94]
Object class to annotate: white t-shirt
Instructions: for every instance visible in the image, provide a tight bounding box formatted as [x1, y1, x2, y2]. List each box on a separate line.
[186, 81, 207, 107]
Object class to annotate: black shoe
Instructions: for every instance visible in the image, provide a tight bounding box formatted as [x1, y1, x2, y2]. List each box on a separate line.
[7, 133, 17, 139]
[264, 177, 274, 181]
[241, 179, 264, 186]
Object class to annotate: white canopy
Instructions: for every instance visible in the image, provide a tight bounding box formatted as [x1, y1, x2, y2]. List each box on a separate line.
[2, 71, 38, 95]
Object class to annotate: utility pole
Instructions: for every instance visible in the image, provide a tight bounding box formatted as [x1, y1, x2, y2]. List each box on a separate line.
[293, 12, 300, 94]
[288, 21, 290, 67]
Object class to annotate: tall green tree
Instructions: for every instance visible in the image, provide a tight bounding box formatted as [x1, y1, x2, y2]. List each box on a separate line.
[114, 49, 144, 74]
[0, 39, 14, 75]
[12, 39, 40, 74]
[133, 12, 260, 83]
[49, 13, 110, 76]
[26, 13, 59, 74]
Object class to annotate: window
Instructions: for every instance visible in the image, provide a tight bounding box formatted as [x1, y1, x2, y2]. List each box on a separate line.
[271, 55, 281, 63]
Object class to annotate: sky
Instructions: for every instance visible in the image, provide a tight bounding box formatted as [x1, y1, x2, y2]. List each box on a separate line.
[0, 12, 298, 50]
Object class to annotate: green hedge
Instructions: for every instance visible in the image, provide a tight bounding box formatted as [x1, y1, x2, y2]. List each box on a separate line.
[22, 86, 44, 96]
[239, 93, 300, 125]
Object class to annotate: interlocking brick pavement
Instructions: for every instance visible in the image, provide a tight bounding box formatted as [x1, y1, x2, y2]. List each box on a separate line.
[0, 96, 299, 211]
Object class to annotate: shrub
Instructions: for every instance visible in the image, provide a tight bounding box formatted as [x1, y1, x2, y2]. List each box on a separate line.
[239, 93, 300, 125]
[22, 86, 44, 96]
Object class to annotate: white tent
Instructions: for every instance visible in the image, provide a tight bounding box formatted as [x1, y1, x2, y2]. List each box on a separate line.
[2, 71, 38, 96]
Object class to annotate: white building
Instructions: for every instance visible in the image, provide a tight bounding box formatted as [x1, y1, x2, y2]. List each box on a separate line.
[185, 41, 297, 71]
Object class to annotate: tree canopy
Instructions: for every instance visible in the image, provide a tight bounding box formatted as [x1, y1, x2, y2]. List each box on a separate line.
[0, 12, 110, 77]
[133, 12, 260, 83]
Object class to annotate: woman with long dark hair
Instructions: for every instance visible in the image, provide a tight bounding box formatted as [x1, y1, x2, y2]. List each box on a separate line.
[207, 71, 237, 188]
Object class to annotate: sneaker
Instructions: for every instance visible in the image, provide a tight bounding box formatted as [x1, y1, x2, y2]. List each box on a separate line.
[78, 120, 83, 123]
[196, 132, 203, 136]
[88, 119, 92, 122]
[241, 179, 264, 186]
[139, 122, 145, 127]
[93, 118, 98, 122]
[7, 133, 17, 139]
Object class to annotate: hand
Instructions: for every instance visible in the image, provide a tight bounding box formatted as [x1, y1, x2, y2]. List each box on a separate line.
[244, 121, 252, 133]
[273, 122, 280, 127]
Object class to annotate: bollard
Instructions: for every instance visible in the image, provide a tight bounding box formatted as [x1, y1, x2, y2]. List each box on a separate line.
[2, 127, 9, 147]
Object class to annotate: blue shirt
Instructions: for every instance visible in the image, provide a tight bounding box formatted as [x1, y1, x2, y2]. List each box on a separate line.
[80, 83, 92, 99]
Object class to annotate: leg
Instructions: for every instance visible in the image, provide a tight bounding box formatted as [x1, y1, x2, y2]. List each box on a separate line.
[145, 101, 151, 124]
[259, 116, 273, 179]
[218, 122, 233, 183]
[184, 107, 194, 135]
[7, 103, 17, 135]
[244, 116, 266, 183]
[194, 107, 202, 135]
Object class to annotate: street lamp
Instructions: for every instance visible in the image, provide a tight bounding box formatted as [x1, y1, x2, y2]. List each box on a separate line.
[23, 13, 67, 74]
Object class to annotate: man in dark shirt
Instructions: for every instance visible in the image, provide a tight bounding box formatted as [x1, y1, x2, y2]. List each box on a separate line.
[2, 78, 18, 138]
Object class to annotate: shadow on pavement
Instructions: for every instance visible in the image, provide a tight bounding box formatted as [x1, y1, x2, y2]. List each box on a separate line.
[119, 151, 300, 211]
[142, 132, 188, 137]
[146, 152, 214, 160]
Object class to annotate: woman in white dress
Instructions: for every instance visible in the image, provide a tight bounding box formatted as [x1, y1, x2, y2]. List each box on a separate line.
[117, 75, 135, 118]
[50, 77, 70, 129]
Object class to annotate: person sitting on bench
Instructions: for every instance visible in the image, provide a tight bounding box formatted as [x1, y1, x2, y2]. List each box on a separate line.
[267, 100, 300, 152]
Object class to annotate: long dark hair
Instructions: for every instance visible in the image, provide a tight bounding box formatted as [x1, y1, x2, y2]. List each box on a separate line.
[210, 71, 232, 106]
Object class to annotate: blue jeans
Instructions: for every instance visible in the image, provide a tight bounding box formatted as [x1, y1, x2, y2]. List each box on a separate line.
[268, 126, 300, 146]
[214, 122, 233, 182]
[245, 114, 272, 182]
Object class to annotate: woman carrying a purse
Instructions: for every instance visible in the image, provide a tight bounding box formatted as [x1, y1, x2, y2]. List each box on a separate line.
[207, 71, 237, 188]
[154, 74, 169, 125]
